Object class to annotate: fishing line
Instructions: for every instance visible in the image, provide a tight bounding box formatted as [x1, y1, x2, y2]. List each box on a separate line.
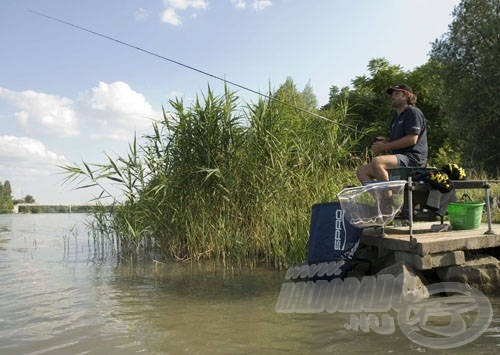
[28, 9, 357, 131]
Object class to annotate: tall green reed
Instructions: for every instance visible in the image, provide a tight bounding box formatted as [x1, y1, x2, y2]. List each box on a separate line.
[61, 83, 365, 268]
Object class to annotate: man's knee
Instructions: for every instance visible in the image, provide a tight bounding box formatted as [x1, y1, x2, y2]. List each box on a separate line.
[371, 156, 384, 169]
[372, 155, 397, 170]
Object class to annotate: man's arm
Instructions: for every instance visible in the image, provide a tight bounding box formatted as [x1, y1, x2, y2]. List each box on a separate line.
[372, 134, 418, 153]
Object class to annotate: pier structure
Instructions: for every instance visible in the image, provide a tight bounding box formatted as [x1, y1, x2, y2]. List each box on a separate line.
[353, 222, 499, 295]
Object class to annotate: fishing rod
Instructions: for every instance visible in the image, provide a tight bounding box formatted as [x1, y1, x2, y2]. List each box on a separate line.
[28, 9, 357, 131]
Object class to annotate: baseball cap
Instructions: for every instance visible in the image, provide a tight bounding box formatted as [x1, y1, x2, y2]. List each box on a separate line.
[386, 84, 413, 95]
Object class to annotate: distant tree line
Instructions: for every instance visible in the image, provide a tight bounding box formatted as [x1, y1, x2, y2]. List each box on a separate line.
[1, 180, 103, 214]
[17, 205, 105, 214]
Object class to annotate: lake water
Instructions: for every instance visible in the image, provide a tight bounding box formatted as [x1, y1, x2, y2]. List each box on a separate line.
[0, 213, 499, 354]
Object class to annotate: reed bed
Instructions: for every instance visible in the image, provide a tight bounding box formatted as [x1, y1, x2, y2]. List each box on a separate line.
[62, 85, 364, 268]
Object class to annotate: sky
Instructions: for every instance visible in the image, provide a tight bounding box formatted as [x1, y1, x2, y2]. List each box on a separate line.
[0, 0, 460, 205]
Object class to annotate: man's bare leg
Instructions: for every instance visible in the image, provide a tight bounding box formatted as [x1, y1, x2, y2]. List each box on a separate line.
[356, 155, 399, 184]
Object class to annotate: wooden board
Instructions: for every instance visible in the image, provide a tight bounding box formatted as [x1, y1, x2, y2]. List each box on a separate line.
[361, 222, 499, 256]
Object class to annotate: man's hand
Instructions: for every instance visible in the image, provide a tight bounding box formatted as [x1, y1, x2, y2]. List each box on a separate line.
[371, 136, 387, 153]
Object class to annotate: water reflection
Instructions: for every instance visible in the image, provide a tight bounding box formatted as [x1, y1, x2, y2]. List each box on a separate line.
[0, 214, 498, 354]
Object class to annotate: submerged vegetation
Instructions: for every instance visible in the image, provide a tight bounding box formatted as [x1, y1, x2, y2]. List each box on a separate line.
[62, 82, 363, 268]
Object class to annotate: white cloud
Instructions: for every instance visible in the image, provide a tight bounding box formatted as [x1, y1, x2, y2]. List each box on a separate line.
[77, 81, 159, 141]
[252, 0, 272, 10]
[161, 0, 208, 25]
[0, 87, 79, 137]
[165, 0, 209, 10]
[0, 135, 68, 175]
[161, 8, 182, 26]
[0, 82, 159, 143]
[134, 8, 151, 21]
[231, 0, 246, 9]
[230, 0, 271, 11]
[159, 0, 270, 25]
[14, 111, 29, 125]
[0, 135, 93, 203]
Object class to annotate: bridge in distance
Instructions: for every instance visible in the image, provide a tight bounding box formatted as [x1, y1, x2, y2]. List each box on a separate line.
[12, 203, 105, 214]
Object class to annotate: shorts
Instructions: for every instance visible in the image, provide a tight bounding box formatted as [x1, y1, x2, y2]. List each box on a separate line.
[396, 154, 424, 168]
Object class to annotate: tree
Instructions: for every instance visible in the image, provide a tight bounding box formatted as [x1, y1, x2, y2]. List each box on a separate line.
[407, 59, 451, 164]
[24, 195, 36, 203]
[0, 181, 14, 213]
[1, 180, 11, 200]
[321, 58, 448, 161]
[301, 81, 318, 109]
[322, 58, 406, 152]
[430, 0, 500, 172]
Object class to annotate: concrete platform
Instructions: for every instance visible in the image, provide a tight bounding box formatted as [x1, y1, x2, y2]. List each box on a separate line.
[351, 176, 500, 290]
[361, 222, 499, 270]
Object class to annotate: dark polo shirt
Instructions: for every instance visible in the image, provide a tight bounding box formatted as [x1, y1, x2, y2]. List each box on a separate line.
[389, 106, 428, 167]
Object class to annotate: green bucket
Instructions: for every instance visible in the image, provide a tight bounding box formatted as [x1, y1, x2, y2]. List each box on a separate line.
[447, 201, 484, 230]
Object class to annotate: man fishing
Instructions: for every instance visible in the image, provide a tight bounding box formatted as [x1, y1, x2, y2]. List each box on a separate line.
[356, 84, 428, 183]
